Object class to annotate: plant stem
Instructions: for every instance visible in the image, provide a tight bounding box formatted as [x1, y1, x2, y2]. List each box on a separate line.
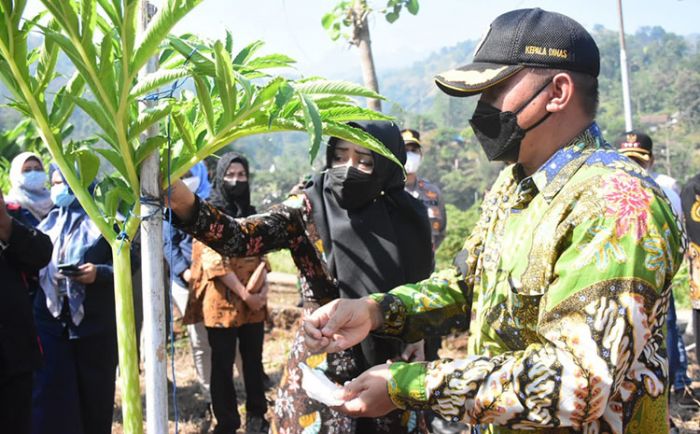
[112, 243, 144, 434]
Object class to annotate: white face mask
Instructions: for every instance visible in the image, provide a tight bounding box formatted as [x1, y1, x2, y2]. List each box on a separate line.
[182, 176, 201, 193]
[404, 151, 422, 174]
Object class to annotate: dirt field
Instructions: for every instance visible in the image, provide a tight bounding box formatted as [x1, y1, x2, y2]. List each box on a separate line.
[111, 278, 700, 433]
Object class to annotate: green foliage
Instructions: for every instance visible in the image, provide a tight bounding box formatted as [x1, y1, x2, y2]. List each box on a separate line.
[0, 1, 397, 432]
[322, 0, 420, 41]
[434, 203, 480, 269]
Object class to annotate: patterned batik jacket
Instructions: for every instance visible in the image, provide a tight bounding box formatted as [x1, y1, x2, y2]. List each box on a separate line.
[369, 123, 685, 434]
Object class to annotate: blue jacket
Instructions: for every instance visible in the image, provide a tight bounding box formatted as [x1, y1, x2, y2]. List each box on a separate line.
[163, 221, 193, 288]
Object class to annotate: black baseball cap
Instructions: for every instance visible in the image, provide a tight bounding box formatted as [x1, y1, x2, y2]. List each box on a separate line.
[617, 130, 653, 161]
[435, 8, 600, 97]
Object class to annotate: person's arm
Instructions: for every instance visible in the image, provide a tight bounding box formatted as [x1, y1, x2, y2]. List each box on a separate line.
[375, 198, 683, 427]
[163, 224, 191, 282]
[199, 243, 266, 310]
[170, 194, 300, 259]
[434, 186, 447, 249]
[0, 189, 53, 272]
[4, 218, 53, 273]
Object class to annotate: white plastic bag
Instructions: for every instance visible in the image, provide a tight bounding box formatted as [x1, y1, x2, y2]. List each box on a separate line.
[299, 362, 346, 407]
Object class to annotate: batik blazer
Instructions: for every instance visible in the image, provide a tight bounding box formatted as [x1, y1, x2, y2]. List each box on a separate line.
[369, 123, 685, 434]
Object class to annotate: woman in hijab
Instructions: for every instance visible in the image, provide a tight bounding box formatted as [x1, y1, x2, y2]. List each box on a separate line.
[167, 121, 433, 434]
[163, 161, 214, 408]
[31, 166, 119, 434]
[184, 153, 270, 434]
[6, 152, 53, 227]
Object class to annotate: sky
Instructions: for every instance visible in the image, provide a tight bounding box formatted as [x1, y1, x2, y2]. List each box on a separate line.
[25, 0, 700, 78]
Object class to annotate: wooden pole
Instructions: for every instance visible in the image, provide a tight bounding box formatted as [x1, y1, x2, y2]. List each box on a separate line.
[139, 1, 168, 433]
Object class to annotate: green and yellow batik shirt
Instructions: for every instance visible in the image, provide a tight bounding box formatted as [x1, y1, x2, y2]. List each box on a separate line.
[370, 123, 684, 434]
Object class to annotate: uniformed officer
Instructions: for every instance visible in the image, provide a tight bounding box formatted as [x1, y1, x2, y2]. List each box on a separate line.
[401, 129, 447, 251]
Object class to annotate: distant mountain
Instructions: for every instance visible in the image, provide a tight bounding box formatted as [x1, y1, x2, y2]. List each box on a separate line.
[379, 40, 478, 112]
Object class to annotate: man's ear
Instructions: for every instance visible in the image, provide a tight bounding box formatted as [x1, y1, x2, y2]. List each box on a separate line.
[545, 72, 574, 113]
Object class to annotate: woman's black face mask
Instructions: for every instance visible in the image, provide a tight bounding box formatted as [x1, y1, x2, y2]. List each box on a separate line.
[223, 180, 248, 198]
[469, 78, 554, 162]
[327, 166, 382, 210]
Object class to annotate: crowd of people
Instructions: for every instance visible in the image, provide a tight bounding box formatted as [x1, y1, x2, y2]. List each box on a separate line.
[2, 7, 700, 434]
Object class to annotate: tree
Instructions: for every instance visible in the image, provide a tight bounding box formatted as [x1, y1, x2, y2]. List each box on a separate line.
[322, 0, 419, 111]
[0, 1, 397, 431]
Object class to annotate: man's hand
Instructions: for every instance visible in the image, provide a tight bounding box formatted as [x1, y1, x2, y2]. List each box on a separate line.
[303, 298, 383, 354]
[333, 364, 397, 417]
[0, 190, 12, 242]
[163, 179, 196, 222]
[401, 340, 425, 362]
[70, 263, 98, 284]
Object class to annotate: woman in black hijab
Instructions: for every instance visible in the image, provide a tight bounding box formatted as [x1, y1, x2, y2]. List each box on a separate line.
[169, 121, 433, 433]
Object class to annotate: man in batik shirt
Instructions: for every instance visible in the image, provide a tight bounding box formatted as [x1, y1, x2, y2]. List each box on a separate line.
[304, 8, 684, 434]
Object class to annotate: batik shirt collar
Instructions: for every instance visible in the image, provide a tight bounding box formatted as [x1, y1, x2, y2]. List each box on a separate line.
[512, 122, 605, 205]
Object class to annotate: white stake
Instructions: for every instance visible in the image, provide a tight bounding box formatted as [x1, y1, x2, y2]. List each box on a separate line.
[139, 1, 168, 433]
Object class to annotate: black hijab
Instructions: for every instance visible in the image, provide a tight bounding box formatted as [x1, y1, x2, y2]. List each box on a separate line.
[305, 121, 433, 366]
[208, 152, 256, 218]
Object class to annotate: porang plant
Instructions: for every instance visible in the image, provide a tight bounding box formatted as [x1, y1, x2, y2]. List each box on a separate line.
[0, 0, 396, 431]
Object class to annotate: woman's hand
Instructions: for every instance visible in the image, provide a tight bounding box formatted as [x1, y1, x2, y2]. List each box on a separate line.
[163, 179, 197, 222]
[70, 263, 98, 284]
[242, 292, 267, 311]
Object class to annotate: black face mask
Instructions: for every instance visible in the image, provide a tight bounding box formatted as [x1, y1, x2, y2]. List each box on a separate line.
[327, 166, 382, 210]
[223, 180, 248, 198]
[469, 78, 554, 162]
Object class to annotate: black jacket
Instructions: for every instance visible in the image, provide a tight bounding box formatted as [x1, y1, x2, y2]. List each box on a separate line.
[0, 217, 53, 376]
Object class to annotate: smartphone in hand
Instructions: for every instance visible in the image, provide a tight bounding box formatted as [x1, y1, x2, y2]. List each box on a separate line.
[57, 263, 82, 277]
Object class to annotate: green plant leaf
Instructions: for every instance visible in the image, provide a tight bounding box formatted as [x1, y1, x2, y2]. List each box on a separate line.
[293, 80, 385, 100]
[322, 120, 402, 168]
[192, 75, 215, 134]
[232, 40, 264, 67]
[96, 0, 120, 28]
[269, 81, 295, 126]
[406, 0, 419, 14]
[225, 29, 233, 54]
[319, 106, 393, 123]
[135, 135, 166, 166]
[130, 68, 189, 98]
[167, 36, 216, 76]
[244, 54, 296, 71]
[128, 104, 171, 142]
[321, 12, 336, 29]
[171, 109, 196, 153]
[36, 22, 59, 94]
[49, 72, 85, 128]
[131, 0, 204, 74]
[95, 147, 129, 179]
[98, 32, 117, 104]
[299, 93, 323, 163]
[74, 148, 100, 188]
[213, 40, 236, 126]
[67, 95, 118, 143]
